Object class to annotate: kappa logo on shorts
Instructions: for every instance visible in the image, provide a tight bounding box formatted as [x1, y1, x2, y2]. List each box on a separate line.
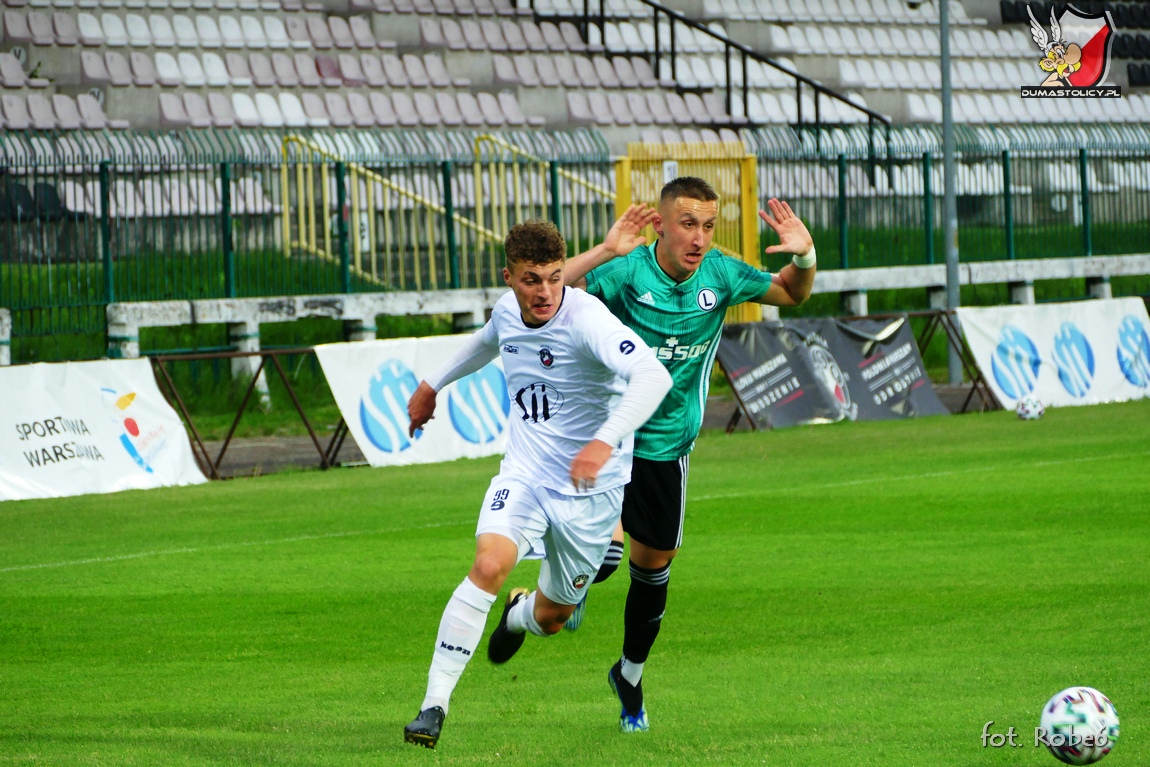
[572, 574, 590, 590]
[538, 347, 554, 368]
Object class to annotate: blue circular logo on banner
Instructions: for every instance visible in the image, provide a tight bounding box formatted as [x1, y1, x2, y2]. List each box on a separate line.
[991, 325, 1041, 400]
[448, 364, 510, 444]
[1052, 322, 1095, 398]
[1117, 315, 1150, 387]
[359, 359, 420, 453]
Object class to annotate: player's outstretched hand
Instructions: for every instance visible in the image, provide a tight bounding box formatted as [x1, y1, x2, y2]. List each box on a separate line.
[407, 381, 437, 438]
[603, 204, 657, 257]
[569, 439, 614, 492]
[760, 198, 814, 259]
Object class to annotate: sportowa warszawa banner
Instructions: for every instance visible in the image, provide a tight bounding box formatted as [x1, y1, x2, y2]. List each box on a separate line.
[0, 359, 207, 501]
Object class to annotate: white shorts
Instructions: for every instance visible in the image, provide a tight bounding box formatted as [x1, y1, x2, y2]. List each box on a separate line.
[476, 473, 624, 606]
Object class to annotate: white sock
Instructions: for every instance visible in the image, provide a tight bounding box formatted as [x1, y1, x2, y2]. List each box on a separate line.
[620, 656, 644, 686]
[421, 577, 497, 715]
[506, 591, 548, 636]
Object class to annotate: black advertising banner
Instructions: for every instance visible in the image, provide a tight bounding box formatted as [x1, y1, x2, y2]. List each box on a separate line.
[718, 316, 949, 429]
[715, 321, 843, 429]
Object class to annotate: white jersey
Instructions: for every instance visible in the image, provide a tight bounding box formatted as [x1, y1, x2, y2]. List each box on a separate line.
[474, 287, 652, 496]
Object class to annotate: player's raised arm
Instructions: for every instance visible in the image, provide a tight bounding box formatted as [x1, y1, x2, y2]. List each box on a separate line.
[563, 203, 656, 289]
[756, 197, 816, 308]
[568, 349, 671, 491]
[406, 326, 499, 437]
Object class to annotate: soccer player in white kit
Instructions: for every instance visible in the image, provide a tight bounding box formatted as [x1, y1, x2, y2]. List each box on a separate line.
[402, 220, 672, 749]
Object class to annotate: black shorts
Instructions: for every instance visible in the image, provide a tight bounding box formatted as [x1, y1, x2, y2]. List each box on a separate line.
[621, 455, 690, 552]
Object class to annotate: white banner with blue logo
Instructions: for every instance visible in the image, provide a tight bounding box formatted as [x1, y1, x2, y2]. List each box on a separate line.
[957, 298, 1150, 409]
[315, 337, 510, 467]
[0, 359, 208, 502]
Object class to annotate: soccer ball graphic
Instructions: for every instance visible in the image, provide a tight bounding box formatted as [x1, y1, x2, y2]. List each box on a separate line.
[1038, 687, 1119, 765]
[1015, 395, 1045, 420]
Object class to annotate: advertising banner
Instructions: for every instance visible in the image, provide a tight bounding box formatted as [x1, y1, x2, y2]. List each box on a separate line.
[957, 298, 1150, 409]
[314, 336, 509, 467]
[0, 359, 207, 502]
[717, 316, 948, 429]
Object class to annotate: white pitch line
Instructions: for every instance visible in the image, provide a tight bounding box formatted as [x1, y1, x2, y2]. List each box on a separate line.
[0, 518, 470, 574]
[690, 450, 1150, 502]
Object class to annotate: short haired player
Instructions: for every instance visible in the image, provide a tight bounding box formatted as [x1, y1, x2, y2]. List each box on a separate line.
[401, 219, 672, 749]
[563, 178, 816, 732]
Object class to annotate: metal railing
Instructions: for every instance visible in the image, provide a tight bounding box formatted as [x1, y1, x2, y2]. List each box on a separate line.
[4, 124, 1150, 363]
[530, 0, 893, 148]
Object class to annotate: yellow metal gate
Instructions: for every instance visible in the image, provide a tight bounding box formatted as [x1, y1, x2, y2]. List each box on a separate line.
[616, 142, 764, 323]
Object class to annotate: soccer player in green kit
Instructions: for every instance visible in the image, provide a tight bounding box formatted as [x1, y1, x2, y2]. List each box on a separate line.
[564, 177, 817, 732]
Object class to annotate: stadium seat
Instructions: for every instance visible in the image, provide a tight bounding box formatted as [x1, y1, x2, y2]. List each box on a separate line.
[195, 14, 220, 47]
[225, 52, 253, 85]
[253, 92, 284, 126]
[219, 15, 244, 48]
[346, 91, 374, 126]
[402, 52, 430, 86]
[306, 15, 332, 48]
[315, 53, 341, 86]
[492, 52, 517, 85]
[435, 91, 463, 125]
[53, 11, 79, 45]
[554, 55, 579, 87]
[532, 54, 559, 86]
[182, 91, 212, 127]
[154, 51, 180, 85]
[586, 91, 614, 125]
[381, 53, 408, 86]
[324, 92, 353, 126]
[294, 53, 321, 86]
[202, 52, 229, 85]
[269, 52, 297, 86]
[249, 52, 276, 86]
[521, 20, 547, 51]
[240, 14, 266, 47]
[284, 16, 310, 48]
[389, 91, 420, 126]
[279, 91, 308, 126]
[0, 51, 47, 87]
[368, 91, 397, 126]
[573, 56, 598, 87]
[173, 14, 197, 46]
[159, 91, 190, 126]
[206, 91, 235, 126]
[231, 92, 260, 126]
[349, 15, 379, 48]
[360, 53, 387, 86]
[412, 91, 440, 125]
[178, 51, 206, 86]
[455, 90, 484, 126]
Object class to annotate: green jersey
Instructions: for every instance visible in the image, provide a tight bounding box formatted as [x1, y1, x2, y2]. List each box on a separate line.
[585, 242, 773, 460]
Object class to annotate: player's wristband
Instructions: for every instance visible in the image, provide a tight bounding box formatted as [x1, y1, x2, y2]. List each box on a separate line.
[792, 246, 817, 269]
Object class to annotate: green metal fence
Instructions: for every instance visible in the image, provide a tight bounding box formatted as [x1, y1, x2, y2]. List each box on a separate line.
[3, 123, 1150, 363]
[745, 123, 1150, 271]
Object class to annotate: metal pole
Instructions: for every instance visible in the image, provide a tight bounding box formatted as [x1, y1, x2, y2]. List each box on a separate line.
[442, 160, 460, 289]
[99, 161, 114, 303]
[548, 161, 561, 229]
[1003, 150, 1015, 260]
[923, 152, 934, 265]
[940, 0, 962, 384]
[1079, 147, 1092, 256]
[221, 162, 235, 297]
[837, 154, 849, 269]
[335, 162, 350, 293]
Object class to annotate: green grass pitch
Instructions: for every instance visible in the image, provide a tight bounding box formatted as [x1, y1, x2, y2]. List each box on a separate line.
[2, 401, 1147, 766]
